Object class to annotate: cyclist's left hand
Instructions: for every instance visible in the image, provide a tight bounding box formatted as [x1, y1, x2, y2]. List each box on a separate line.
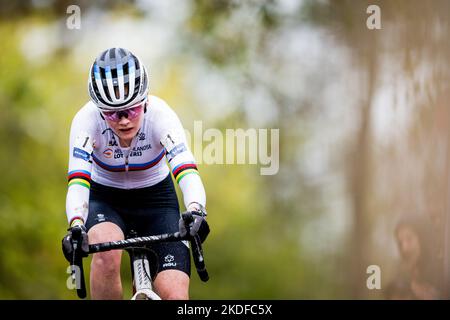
[179, 205, 210, 243]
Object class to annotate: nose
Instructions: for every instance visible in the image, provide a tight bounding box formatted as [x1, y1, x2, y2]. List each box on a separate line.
[118, 115, 130, 125]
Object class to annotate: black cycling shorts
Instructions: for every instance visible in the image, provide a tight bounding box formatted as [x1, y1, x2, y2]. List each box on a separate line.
[86, 174, 190, 279]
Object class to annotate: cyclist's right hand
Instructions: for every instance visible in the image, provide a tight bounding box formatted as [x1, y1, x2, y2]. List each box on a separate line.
[62, 222, 89, 263]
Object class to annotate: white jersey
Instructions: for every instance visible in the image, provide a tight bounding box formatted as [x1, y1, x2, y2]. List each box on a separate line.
[65, 95, 206, 225]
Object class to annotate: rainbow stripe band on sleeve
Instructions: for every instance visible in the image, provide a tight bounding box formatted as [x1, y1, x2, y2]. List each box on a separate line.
[172, 162, 199, 184]
[68, 170, 91, 189]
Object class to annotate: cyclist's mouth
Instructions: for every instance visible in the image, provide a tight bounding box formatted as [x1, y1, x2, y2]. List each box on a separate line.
[119, 127, 133, 133]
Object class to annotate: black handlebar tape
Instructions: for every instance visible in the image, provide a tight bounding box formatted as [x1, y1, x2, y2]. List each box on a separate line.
[191, 235, 209, 282]
[181, 213, 209, 282]
[88, 233, 184, 253]
[75, 255, 87, 299]
[71, 236, 87, 299]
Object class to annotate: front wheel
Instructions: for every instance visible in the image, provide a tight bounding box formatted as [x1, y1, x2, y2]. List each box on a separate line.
[131, 289, 162, 300]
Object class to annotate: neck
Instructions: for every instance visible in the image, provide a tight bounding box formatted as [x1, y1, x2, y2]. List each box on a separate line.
[119, 138, 133, 148]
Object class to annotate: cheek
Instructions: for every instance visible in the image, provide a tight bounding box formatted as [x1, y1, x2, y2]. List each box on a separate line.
[133, 114, 144, 127]
[106, 120, 118, 129]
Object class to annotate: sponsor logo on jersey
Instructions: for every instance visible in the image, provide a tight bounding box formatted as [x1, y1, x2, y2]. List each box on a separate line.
[102, 128, 118, 146]
[162, 254, 177, 268]
[108, 138, 118, 147]
[95, 213, 106, 223]
[132, 144, 152, 152]
[114, 149, 124, 159]
[73, 147, 91, 162]
[138, 132, 146, 141]
[103, 148, 113, 158]
[130, 151, 142, 157]
[166, 143, 187, 162]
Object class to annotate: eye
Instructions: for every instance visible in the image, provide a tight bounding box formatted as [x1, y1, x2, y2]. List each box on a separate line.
[133, 105, 143, 112]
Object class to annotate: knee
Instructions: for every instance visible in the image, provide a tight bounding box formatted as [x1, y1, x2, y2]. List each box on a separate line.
[91, 251, 121, 276]
[163, 291, 189, 300]
[154, 270, 190, 300]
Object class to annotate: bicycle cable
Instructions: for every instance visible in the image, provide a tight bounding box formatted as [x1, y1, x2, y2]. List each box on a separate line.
[127, 246, 154, 284]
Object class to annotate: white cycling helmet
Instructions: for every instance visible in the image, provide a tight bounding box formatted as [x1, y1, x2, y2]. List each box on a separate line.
[88, 47, 149, 111]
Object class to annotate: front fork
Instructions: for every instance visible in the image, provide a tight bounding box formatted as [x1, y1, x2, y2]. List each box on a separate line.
[132, 250, 153, 289]
[127, 231, 161, 300]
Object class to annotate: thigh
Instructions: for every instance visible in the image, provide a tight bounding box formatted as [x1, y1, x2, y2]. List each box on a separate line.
[88, 222, 125, 244]
[148, 240, 191, 280]
[86, 198, 127, 236]
[88, 222, 124, 274]
[87, 199, 125, 264]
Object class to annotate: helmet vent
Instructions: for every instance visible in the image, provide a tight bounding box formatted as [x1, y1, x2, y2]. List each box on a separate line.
[88, 47, 149, 110]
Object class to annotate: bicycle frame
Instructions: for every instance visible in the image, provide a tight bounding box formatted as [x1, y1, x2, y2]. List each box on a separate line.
[124, 230, 160, 300]
[128, 248, 161, 300]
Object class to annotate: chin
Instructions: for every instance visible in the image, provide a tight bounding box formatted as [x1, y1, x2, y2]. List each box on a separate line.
[118, 129, 137, 140]
[123, 132, 136, 140]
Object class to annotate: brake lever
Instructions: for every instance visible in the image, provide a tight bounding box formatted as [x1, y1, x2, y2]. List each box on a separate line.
[181, 212, 194, 224]
[69, 228, 87, 299]
[191, 234, 209, 282]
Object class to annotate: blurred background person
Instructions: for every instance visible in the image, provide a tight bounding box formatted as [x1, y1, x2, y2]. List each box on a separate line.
[390, 216, 441, 299]
[385, 275, 415, 300]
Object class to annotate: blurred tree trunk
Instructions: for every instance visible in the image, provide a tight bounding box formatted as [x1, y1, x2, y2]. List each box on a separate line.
[445, 106, 450, 298]
[348, 33, 377, 299]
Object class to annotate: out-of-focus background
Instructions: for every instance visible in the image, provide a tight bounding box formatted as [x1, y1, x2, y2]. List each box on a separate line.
[0, 0, 449, 299]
